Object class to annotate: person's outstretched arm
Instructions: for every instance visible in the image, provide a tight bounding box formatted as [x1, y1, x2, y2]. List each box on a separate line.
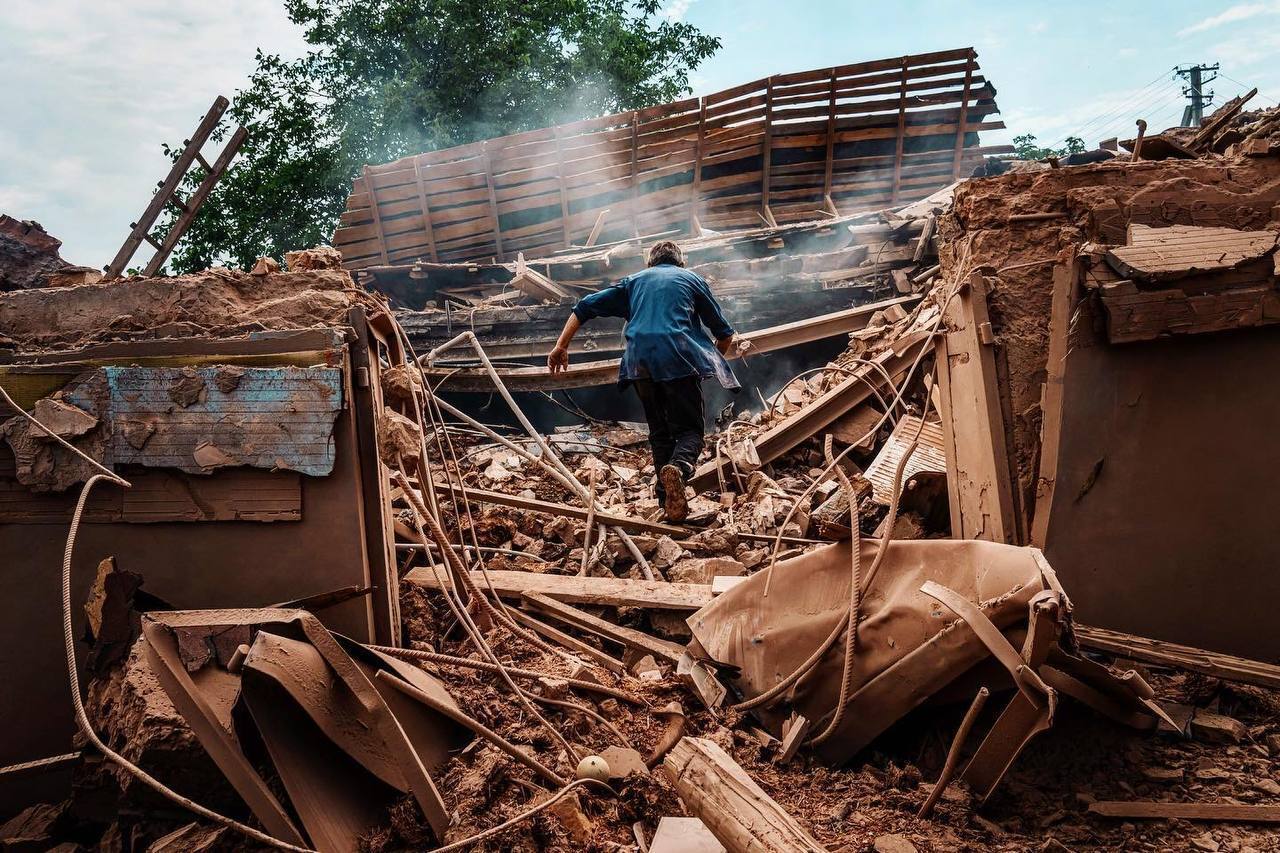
[547, 280, 630, 373]
[547, 313, 580, 374]
[691, 274, 737, 356]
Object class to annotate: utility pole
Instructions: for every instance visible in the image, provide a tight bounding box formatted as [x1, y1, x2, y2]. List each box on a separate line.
[1174, 63, 1219, 127]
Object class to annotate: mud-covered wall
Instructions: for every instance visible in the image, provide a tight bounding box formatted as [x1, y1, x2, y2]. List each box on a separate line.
[940, 155, 1280, 529]
[937, 154, 1280, 657]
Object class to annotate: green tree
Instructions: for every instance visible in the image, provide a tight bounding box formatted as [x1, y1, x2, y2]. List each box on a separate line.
[1011, 133, 1086, 161]
[162, 0, 721, 273]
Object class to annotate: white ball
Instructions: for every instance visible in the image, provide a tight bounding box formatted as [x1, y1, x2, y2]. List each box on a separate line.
[575, 754, 611, 782]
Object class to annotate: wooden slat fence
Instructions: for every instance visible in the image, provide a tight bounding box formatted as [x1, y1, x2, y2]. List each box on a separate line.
[333, 47, 1006, 269]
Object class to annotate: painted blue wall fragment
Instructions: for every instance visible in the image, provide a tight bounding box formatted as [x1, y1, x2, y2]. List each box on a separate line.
[64, 365, 343, 477]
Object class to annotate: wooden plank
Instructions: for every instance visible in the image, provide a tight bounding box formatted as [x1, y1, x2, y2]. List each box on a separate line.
[760, 77, 776, 223]
[428, 482, 688, 537]
[821, 68, 837, 213]
[890, 56, 909, 202]
[522, 592, 686, 664]
[362, 166, 391, 264]
[481, 145, 504, 260]
[506, 607, 625, 673]
[1030, 260, 1082, 547]
[1074, 624, 1280, 690]
[950, 51, 975, 180]
[1101, 282, 1280, 343]
[663, 738, 827, 853]
[1106, 225, 1278, 281]
[1088, 801, 1280, 823]
[411, 159, 439, 262]
[936, 272, 1018, 542]
[405, 569, 713, 610]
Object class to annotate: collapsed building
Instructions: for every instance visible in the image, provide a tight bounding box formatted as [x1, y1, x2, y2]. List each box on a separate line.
[1, 48, 1280, 853]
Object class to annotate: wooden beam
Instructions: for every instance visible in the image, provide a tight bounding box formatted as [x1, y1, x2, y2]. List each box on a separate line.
[505, 607, 626, 673]
[690, 98, 708, 235]
[405, 569, 713, 610]
[760, 77, 776, 222]
[1088, 801, 1280, 823]
[950, 50, 975, 180]
[521, 592, 686, 664]
[585, 209, 610, 248]
[1073, 624, 1280, 690]
[663, 738, 828, 853]
[423, 295, 920, 393]
[821, 69, 837, 208]
[629, 112, 641, 239]
[362, 165, 391, 265]
[890, 57, 909, 203]
[481, 143, 505, 261]
[554, 126, 572, 249]
[411, 158, 439, 263]
[427, 482, 688, 538]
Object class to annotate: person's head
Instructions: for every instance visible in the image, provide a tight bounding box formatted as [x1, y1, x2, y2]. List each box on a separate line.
[647, 240, 685, 268]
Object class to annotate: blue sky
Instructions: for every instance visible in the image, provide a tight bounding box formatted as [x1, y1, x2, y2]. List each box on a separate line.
[2, 0, 1278, 267]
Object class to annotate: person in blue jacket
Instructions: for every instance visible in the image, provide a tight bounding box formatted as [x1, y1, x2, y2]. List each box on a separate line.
[547, 240, 738, 522]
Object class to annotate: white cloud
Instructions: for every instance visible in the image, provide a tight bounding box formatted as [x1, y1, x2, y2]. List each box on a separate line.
[1029, 21, 1048, 34]
[662, 0, 695, 22]
[0, 0, 308, 267]
[1177, 2, 1278, 37]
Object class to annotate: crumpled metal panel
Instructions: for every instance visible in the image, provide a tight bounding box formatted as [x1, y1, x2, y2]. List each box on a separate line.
[687, 538, 1050, 762]
[62, 365, 342, 476]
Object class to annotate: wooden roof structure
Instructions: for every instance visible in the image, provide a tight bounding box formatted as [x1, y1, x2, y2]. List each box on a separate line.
[333, 47, 1007, 270]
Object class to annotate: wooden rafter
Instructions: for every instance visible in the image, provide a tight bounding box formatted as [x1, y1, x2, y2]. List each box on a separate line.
[334, 48, 1006, 269]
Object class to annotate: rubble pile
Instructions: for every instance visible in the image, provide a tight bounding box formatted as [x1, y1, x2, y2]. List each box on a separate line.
[0, 215, 100, 292]
[4, 90, 1280, 853]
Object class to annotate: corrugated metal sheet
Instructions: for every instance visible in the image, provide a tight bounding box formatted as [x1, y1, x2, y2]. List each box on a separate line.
[63, 365, 343, 476]
[864, 414, 947, 505]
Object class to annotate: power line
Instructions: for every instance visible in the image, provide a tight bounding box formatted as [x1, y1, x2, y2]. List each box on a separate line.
[1047, 69, 1175, 149]
[1087, 85, 1185, 145]
[1218, 71, 1279, 106]
[1059, 77, 1168, 141]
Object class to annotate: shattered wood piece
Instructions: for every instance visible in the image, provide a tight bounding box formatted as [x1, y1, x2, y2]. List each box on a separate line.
[1100, 284, 1280, 344]
[662, 737, 827, 853]
[521, 592, 686, 664]
[690, 331, 929, 491]
[775, 714, 810, 764]
[863, 415, 947, 505]
[1073, 624, 1280, 690]
[406, 568, 713, 610]
[1188, 88, 1257, 151]
[510, 253, 572, 302]
[677, 651, 727, 709]
[428, 481, 688, 538]
[1088, 801, 1280, 823]
[650, 816, 727, 853]
[508, 607, 626, 674]
[1106, 225, 1279, 282]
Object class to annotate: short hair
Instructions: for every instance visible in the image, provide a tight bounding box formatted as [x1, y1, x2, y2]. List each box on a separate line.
[647, 240, 685, 268]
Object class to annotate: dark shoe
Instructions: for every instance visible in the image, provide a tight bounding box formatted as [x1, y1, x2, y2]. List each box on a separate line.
[659, 464, 688, 522]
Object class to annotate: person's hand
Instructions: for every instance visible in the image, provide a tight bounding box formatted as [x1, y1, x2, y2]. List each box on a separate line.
[547, 346, 569, 374]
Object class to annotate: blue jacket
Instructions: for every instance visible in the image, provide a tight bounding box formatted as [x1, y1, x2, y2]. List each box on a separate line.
[572, 264, 739, 390]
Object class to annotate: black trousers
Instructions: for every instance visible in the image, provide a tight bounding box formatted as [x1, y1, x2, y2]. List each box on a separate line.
[632, 376, 704, 500]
